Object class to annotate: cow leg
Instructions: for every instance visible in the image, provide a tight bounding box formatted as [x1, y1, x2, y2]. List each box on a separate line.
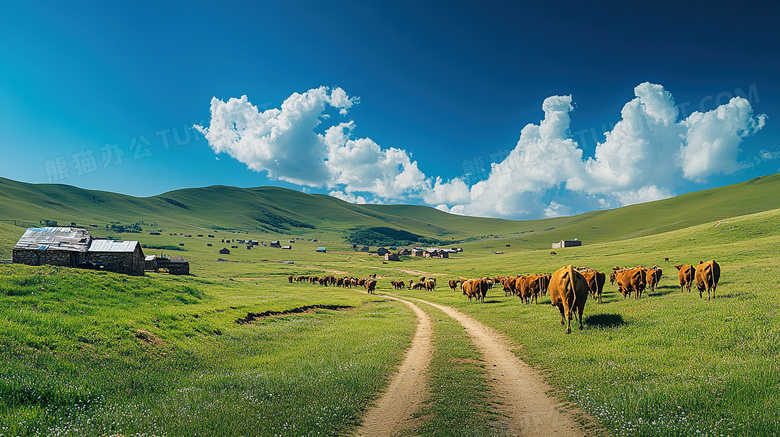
[577, 304, 584, 331]
[556, 304, 565, 326]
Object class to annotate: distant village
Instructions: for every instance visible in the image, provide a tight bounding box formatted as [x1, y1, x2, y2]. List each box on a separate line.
[6, 224, 583, 276]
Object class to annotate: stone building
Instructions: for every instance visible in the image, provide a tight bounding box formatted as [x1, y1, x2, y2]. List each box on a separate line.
[85, 239, 145, 276]
[551, 239, 582, 249]
[12, 227, 145, 275]
[12, 227, 90, 267]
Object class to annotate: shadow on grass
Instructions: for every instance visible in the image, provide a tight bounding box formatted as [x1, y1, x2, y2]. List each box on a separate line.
[647, 285, 677, 298]
[585, 313, 627, 328]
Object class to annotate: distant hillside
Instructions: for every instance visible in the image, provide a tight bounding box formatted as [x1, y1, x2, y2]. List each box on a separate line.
[1, 173, 779, 249]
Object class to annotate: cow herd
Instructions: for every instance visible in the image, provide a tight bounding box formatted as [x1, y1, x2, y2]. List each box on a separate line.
[287, 260, 721, 333]
[289, 274, 378, 294]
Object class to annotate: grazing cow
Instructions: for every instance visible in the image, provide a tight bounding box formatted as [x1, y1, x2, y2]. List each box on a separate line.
[548, 265, 589, 334]
[695, 260, 721, 300]
[461, 279, 476, 300]
[664, 257, 670, 262]
[502, 277, 516, 297]
[366, 280, 377, 294]
[288, 275, 293, 283]
[448, 279, 460, 291]
[645, 267, 662, 293]
[615, 268, 645, 299]
[461, 279, 488, 303]
[674, 264, 695, 293]
[550, 251, 557, 255]
[577, 268, 606, 303]
[526, 275, 547, 304]
[424, 279, 437, 291]
[474, 278, 489, 303]
[411, 281, 426, 290]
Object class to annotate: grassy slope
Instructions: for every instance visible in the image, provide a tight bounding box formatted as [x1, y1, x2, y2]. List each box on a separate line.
[3, 173, 779, 249]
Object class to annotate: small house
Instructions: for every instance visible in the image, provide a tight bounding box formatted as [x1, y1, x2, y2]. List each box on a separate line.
[87, 239, 145, 276]
[168, 257, 190, 275]
[411, 248, 424, 257]
[384, 253, 399, 262]
[144, 255, 158, 272]
[316, 247, 327, 253]
[376, 247, 390, 256]
[551, 239, 582, 249]
[360, 245, 369, 252]
[398, 248, 411, 256]
[281, 245, 292, 250]
[270, 240, 281, 248]
[219, 248, 231, 255]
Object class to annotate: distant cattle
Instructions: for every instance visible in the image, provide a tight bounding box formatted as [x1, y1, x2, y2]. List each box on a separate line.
[548, 265, 589, 334]
[391, 280, 406, 290]
[695, 260, 721, 300]
[366, 279, 377, 294]
[448, 279, 460, 291]
[674, 264, 695, 293]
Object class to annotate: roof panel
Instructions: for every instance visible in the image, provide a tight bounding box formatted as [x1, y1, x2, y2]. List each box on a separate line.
[87, 239, 139, 253]
[14, 227, 91, 252]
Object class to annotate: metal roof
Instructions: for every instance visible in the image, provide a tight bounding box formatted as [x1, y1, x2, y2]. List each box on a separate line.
[14, 227, 91, 252]
[87, 239, 140, 253]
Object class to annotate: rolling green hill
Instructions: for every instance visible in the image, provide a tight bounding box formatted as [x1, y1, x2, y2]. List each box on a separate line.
[1, 173, 780, 252]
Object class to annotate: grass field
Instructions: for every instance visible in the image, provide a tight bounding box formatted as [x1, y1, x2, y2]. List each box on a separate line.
[1, 176, 779, 435]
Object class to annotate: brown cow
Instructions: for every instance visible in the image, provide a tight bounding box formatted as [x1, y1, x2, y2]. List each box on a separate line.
[695, 260, 721, 300]
[615, 268, 645, 299]
[517, 274, 546, 304]
[577, 268, 606, 303]
[645, 267, 662, 293]
[366, 279, 377, 294]
[424, 279, 437, 291]
[548, 265, 589, 334]
[448, 279, 460, 291]
[674, 264, 695, 292]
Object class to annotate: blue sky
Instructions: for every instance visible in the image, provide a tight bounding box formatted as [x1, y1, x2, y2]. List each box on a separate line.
[1, 1, 778, 219]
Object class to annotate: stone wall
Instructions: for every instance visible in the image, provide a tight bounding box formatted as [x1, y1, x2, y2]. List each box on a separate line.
[168, 262, 190, 275]
[87, 247, 144, 276]
[12, 249, 85, 267]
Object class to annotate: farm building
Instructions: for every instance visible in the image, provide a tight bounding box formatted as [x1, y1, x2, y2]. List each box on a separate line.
[144, 255, 158, 272]
[384, 253, 400, 261]
[13, 227, 90, 267]
[411, 248, 424, 257]
[86, 239, 145, 276]
[12, 227, 145, 275]
[270, 240, 281, 248]
[359, 245, 369, 252]
[424, 249, 449, 259]
[398, 248, 411, 256]
[551, 239, 582, 249]
[219, 248, 230, 255]
[316, 247, 327, 253]
[168, 257, 190, 275]
[376, 247, 390, 256]
[281, 245, 292, 250]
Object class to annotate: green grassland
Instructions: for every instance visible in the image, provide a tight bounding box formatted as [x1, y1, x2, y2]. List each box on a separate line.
[1, 175, 779, 435]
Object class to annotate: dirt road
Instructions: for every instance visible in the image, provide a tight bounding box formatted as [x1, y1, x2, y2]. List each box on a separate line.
[356, 293, 585, 436]
[356, 296, 434, 437]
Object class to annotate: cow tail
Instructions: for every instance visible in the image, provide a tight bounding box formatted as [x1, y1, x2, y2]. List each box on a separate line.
[567, 265, 578, 305]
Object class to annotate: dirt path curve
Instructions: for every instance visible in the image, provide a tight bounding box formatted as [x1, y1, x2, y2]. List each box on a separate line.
[408, 297, 585, 437]
[356, 295, 434, 437]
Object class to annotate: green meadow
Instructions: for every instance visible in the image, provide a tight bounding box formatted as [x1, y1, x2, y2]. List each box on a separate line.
[1, 175, 779, 436]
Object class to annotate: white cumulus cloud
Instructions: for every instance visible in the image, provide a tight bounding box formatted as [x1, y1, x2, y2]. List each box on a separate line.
[198, 83, 767, 219]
